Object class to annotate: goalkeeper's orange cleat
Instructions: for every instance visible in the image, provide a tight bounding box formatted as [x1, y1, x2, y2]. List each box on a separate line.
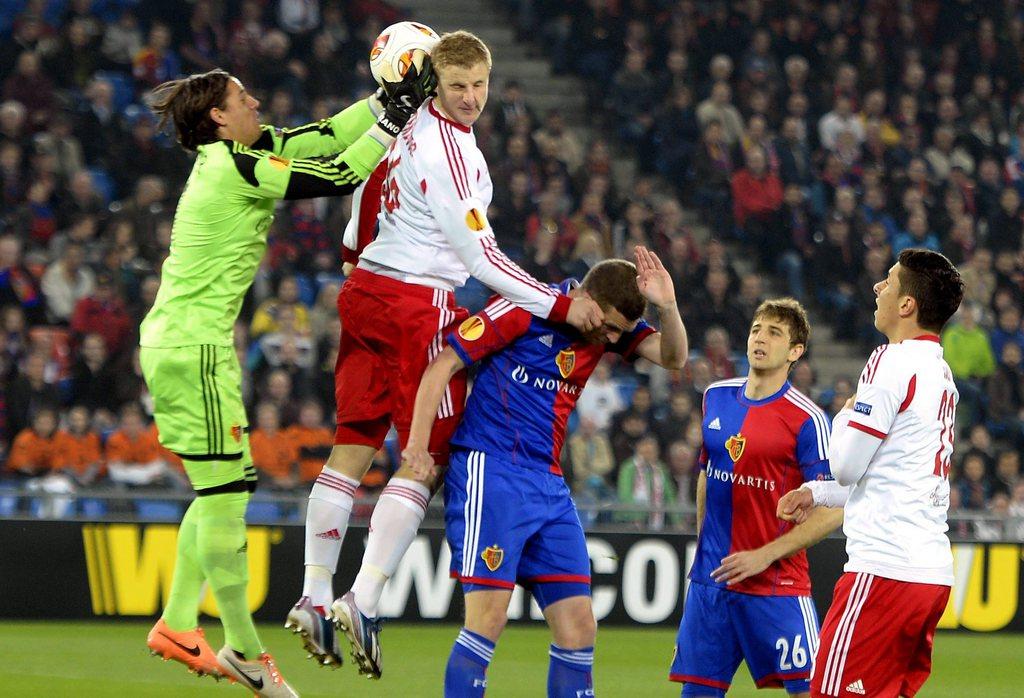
[147, 618, 223, 679]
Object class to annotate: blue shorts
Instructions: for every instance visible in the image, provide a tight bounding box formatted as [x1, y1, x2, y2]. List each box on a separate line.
[444, 449, 590, 609]
[669, 582, 819, 696]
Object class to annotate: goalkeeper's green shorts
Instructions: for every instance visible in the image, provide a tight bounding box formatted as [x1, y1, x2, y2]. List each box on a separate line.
[140, 344, 255, 491]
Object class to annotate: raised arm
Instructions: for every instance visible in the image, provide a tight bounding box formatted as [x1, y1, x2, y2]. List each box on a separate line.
[422, 148, 602, 331]
[632, 246, 688, 370]
[251, 96, 380, 159]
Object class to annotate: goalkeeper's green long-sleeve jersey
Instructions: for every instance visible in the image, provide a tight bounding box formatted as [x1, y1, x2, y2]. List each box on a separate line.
[140, 99, 385, 349]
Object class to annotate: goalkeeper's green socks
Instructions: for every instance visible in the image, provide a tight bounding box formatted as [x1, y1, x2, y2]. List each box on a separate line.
[162, 498, 203, 632]
[195, 491, 264, 659]
[161, 491, 263, 659]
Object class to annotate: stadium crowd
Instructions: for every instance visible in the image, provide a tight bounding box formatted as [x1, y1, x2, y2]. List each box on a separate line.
[0, 0, 1022, 535]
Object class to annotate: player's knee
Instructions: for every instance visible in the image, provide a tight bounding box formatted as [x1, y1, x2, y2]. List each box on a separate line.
[465, 604, 508, 641]
[323, 444, 376, 478]
[392, 462, 439, 490]
[552, 605, 596, 648]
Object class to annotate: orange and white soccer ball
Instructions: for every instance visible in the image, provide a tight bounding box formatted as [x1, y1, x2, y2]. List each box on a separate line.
[369, 21, 440, 86]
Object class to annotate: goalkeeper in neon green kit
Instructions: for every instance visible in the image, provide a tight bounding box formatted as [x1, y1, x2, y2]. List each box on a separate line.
[139, 64, 434, 696]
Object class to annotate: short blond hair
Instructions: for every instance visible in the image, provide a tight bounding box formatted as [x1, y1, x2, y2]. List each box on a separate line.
[433, 30, 492, 71]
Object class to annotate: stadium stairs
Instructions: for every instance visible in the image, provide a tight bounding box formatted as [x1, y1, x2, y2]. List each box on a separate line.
[402, 0, 867, 390]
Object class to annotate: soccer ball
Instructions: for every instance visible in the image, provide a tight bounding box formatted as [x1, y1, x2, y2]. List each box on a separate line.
[369, 21, 440, 86]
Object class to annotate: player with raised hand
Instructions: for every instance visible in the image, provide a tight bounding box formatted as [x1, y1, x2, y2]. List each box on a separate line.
[670, 298, 843, 698]
[287, 29, 604, 676]
[777, 248, 964, 698]
[402, 247, 687, 697]
[139, 62, 433, 696]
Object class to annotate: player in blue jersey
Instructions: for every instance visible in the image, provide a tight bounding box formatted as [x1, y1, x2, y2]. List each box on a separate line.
[669, 299, 845, 698]
[402, 248, 687, 697]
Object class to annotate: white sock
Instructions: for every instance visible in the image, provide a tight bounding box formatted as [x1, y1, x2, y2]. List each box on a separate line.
[351, 478, 430, 618]
[302, 467, 358, 608]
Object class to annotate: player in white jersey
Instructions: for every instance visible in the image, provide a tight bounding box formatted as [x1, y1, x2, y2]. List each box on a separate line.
[285, 30, 605, 677]
[778, 248, 965, 698]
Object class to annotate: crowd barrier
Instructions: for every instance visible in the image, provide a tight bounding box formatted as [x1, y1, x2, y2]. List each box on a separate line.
[0, 519, 1019, 631]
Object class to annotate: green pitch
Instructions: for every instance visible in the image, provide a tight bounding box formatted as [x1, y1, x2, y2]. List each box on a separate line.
[0, 621, 1020, 696]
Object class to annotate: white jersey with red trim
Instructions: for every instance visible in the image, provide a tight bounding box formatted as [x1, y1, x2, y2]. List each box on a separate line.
[835, 336, 957, 585]
[356, 99, 563, 319]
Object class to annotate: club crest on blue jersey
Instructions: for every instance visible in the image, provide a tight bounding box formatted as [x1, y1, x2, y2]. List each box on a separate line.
[725, 433, 746, 462]
[481, 544, 504, 571]
[556, 349, 576, 378]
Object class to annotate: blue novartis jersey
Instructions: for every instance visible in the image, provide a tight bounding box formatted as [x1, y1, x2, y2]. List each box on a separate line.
[692, 379, 832, 596]
[446, 282, 654, 474]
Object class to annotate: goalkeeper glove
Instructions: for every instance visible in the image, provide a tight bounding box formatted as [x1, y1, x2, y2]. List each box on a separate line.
[375, 57, 438, 139]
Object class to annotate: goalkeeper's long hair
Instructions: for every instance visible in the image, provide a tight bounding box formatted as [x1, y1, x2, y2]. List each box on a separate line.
[148, 69, 231, 151]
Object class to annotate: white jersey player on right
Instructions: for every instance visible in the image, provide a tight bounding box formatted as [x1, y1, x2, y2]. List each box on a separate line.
[779, 248, 965, 698]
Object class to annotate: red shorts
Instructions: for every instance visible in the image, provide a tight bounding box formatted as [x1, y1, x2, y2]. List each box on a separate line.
[334, 269, 469, 464]
[811, 572, 950, 698]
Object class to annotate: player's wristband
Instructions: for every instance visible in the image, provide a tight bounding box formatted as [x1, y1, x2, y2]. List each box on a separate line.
[547, 294, 572, 324]
[374, 108, 407, 139]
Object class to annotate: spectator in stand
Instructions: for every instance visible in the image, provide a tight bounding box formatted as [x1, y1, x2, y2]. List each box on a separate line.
[6, 351, 60, 443]
[6, 407, 63, 478]
[250, 274, 310, 340]
[534, 108, 584, 174]
[67, 332, 119, 415]
[0, 234, 45, 324]
[179, 0, 226, 74]
[892, 209, 941, 257]
[818, 94, 864, 152]
[731, 145, 784, 266]
[610, 411, 650, 468]
[986, 342, 1024, 445]
[702, 326, 738, 380]
[286, 399, 333, 483]
[811, 213, 861, 340]
[957, 451, 994, 511]
[1, 304, 29, 378]
[526, 189, 578, 260]
[100, 8, 143, 70]
[942, 302, 996, 422]
[735, 273, 765, 324]
[987, 187, 1023, 254]
[607, 50, 655, 149]
[566, 415, 615, 491]
[690, 120, 734, 237]
[69, 271, 132, 358]
[132, 21, 181, 89]
[616, 434, 675, 530]
[991, 306, 1024, 361]
[652, 389, 694, 452]
[775, 115, 814, 188]
[688, 269, 745, 348]
[250, 401, 299, 490]
[41, 242, 94, 324]
[104, 403, 178, 488]
[993, 450, 1021, 498]
[960, 248, 997, 315]
[696, 82, 744, 147]
[59, 404, 103, 486]
[666, 440, 697, 512]
[3, 51, 55, 131]
[575, 357, 624, 431]
[258, 368, 299, 427]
